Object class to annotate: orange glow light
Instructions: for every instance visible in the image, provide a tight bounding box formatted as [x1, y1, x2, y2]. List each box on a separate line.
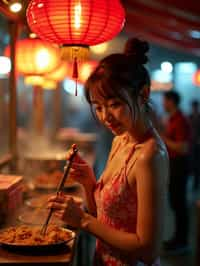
[193, 70, 200, 86]
[45, 61, 69, 82]
[4, 38, 61, 76]
[79, 61, 98, 83]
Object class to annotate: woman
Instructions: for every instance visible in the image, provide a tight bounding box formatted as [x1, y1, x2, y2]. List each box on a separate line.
[48, 38, 169, 266]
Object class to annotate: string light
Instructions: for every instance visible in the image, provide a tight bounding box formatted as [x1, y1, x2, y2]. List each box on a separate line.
[9, 0, 22, 13]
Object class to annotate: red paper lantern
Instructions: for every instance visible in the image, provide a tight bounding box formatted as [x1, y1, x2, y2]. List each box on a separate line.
[26, 0, 125, 95]
[26, 0, 125, 47]
[4, 38, 61, 76]
[193, 70, 200, 87]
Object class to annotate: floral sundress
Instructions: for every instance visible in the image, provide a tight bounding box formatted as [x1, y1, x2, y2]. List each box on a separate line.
[94, 135, 161, 266]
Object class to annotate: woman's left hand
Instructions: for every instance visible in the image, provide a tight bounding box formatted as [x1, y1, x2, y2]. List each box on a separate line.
[48, 193, 84, 228]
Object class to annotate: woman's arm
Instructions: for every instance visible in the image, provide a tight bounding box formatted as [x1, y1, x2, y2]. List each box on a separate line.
[81, 145, 168, 263]
[133, 144, 168, 262]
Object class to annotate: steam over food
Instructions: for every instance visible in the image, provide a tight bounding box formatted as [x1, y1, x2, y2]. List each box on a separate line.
[0, 225, 72, 245]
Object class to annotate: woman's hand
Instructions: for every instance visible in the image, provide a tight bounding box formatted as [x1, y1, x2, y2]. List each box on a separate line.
[48, 193, 85, 228]
[66, 148, 96, 188]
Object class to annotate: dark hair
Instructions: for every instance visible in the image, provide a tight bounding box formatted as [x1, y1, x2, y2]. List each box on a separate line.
[84, 38, 151, 120]
[164, 91, 181, 106]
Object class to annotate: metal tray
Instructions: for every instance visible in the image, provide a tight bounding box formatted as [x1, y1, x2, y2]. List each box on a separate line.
[0, 227, 75, 254]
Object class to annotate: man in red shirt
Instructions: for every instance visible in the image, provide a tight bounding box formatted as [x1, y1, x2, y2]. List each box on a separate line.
[162, 91, 191, 253]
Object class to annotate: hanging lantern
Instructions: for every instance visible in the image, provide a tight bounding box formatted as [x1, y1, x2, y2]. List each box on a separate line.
[26, 0, 125, 95]
[193, 70, 200, 87]
[26, 0, 125, 47]
[4, 38, 61, 76]
[4, 38, 62, 136]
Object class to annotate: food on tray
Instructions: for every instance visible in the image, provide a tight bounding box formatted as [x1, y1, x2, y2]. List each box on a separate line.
[34, 170, 76, 189]
[0, 225, 72, 245]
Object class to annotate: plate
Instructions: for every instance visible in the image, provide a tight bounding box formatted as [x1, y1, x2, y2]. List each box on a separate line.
[0, 225, 75, 254]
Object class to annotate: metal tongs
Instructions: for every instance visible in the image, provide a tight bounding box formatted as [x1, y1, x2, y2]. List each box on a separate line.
[40, 144, 78, 235]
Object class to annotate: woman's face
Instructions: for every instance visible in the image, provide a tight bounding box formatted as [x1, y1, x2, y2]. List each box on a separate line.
[90, 92, 135, 135]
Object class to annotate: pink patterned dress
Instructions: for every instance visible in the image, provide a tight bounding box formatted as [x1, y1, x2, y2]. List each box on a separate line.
[94, 136, 161, 266]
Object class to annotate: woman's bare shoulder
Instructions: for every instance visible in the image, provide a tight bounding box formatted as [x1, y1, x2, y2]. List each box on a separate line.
[136, 135, 168, 164]
[128, 136, 169, 189]
[129, 136, 168, 184]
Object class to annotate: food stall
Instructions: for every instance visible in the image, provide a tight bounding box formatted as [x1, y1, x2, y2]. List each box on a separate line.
[0, 163, 84, 266]
[0, 159, 87, 265]
[0, 0, 124, 264]
[0, 7, 17, 173]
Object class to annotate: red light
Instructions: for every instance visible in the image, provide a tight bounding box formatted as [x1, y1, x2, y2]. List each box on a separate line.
[26, 0, 125, 46]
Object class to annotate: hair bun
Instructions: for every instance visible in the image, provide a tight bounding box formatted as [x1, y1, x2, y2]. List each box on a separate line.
[124, 38, 149, 64]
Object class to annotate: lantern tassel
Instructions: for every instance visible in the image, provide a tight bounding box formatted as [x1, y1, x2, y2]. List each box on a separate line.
[72, 57, 78, 96]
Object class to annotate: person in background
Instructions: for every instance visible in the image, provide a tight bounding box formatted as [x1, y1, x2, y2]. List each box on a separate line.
[189, 100, 200, 191]
[48, 38, 169, 266]
[161, 90, 192, 253]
